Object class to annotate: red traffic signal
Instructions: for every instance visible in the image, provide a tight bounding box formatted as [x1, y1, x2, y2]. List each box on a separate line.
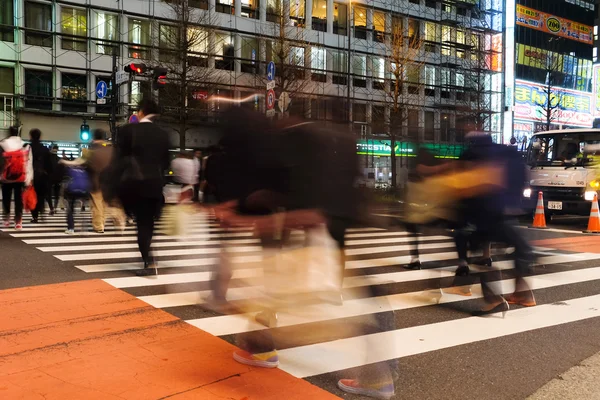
[124, 63, 147, 74]
[153, 67, 168, 90]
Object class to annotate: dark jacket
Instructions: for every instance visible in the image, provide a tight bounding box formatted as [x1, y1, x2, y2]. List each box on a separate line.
[29, 140, 52, 182]
[114, 120, 170, 201]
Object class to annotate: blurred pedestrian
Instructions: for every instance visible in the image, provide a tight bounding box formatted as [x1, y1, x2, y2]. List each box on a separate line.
[29, 129, 52, 223]
[0, 126, 33, 230]
[170, 151, 197, 202]
[113, 99, 170, 276]
[60, 150, 91, 234]
[47, 145, 63, 215]
[193, 149, 202, 202]
[88, 129, 125, 234]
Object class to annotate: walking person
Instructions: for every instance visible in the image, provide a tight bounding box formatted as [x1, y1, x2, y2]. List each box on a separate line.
[192, 149, 202, 202]
[0, 126, 33, 230]
[170, 151, 197, 202]
[88, 129, 125, 233]
[60, 150, 91, 234]
[29, 129, 52, 223]
[47, 145, 63, 215]
[113, 99, 170, 276]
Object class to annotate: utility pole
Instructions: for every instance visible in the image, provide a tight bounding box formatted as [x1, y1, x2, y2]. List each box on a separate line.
[346, 0, 352, 125]
[110, 50, 119, 139]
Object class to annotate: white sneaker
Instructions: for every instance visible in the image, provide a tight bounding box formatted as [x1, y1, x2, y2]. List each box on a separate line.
[65, 229, 75, 235]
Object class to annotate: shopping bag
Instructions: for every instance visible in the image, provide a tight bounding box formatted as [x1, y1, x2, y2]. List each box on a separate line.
[22, 186, 37, 211]
[164, 204, 190, 236]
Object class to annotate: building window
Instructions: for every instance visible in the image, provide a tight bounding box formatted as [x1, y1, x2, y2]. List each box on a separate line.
[312, 0, 326, 32]
[373, 11, 385, 43]
[407, 109, 419, 138]
[333, 3, 347, 36]
[424, 111, 434, 141]
[0, 67, 15, 94]
[331, 50, 347, 85]
[188, 27, 209, 67]
[241, 37, 258, 73]
[425, 0, 436, 8]
[0, 0, 14, 42]
[372, 57, 385, 90]
[241, 0, 258, 19]
[267, 0, 280, 23]
[456, 29, 465, 44]
[95, 12, 118, 55]
[290, 0, 305, 26]
[353, 54, 367, 88]
[354, 7, 368, 39]
[424, 22, 437, 52]
[189, 0, 209, 10]
[25, 2, 53, 47]
[215, 32, 234, 71]
[354, 103, 366, 122]
[408, 19, 420, 41]
[24, 69, 52, 109]
[216, 0, 233, 14]
[311, 46, 326, 82]
[159, 24, 179, 63]
[61, 7, 87, 52]
[128, 19, 151, 59]
[61, 73, 87, 112]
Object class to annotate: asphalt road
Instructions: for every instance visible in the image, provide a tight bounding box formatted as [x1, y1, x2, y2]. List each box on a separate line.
[2, 211, 600, 400]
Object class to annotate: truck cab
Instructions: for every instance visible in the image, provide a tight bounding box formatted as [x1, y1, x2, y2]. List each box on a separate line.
[524, 129, 600, 216]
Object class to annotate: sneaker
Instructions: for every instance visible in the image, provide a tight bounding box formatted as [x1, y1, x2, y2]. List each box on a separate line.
[65, 229, 75, 235]
[127, 218, 134, 225]
[30, 219, 38, 224]
[49, 209, 55, 216]
[135, 263, 158, 277]
[94, 229, 105, 234]
[337, 379, 395, 400]
[3, 220, 11, 228]
[471, 257, 493, 267]
[233, 350, 279, 368]
[15, 222, 22, 231]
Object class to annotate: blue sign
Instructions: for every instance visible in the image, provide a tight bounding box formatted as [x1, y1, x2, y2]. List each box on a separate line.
[96, 81, 108, 99]
[267, 61, 275, 81]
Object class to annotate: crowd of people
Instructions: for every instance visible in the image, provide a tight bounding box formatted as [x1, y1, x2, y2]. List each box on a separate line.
[0, 99, 536, 400]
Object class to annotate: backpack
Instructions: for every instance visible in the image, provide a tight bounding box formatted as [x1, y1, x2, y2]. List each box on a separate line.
[65, 166, 91, 195]
[1, 149, 27, 183]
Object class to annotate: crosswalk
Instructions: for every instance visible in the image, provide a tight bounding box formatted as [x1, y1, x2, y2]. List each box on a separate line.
[4, 208, 600, 388]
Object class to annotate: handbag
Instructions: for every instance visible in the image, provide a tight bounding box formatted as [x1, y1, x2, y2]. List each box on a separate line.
[22, 186, 37, 211]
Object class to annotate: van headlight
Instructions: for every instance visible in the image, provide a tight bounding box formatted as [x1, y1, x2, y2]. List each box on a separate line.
[523, 188, 532, 198]
[591, 180, 600, 189]
[585, 191, 597, 201]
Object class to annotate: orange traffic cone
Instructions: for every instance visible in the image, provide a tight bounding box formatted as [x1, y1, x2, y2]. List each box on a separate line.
[531, 191, 547, 229]
[584, 193, 600, 233]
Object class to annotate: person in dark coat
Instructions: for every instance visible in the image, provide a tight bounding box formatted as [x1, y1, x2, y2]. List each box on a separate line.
[29, 129, 52, 223]
[113, 99, 170, 276]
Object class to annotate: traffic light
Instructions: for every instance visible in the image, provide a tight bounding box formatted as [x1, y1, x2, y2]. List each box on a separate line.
[153, 67, 168, 90]
[124, 63, 147, 74]
[80, 124, 90, 142]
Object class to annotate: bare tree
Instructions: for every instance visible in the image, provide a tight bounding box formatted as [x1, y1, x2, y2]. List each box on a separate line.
[261, 0, 312, 116]
[380, 18, 425, 189]
[537, 51, 565, 131]
[158, 0, 217, 149]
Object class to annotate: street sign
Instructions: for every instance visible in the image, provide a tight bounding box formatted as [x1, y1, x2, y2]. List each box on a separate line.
[267, 61, 276, 81]
[278, 91, 291, 112]
[266, 81, 276, 90]
[96, 81, 108, 99]
[266, 89, 276, 110]
[116, 71, 129, 85]
[266, 109, 276, 117]
[96, 98, 107, 105]
[192, 91, 209, 100]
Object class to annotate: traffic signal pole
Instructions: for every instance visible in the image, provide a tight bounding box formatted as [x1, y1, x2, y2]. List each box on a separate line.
[110, 50, 119, 141]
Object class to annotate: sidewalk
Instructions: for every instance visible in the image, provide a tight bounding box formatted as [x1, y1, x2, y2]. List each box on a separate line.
[0, 279, 339, 399]
[528, 350, 600, 400]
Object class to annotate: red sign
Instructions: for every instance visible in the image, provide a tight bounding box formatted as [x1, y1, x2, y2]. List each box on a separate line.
[266, 89, 276, 110]
[192, 91, 208, 100]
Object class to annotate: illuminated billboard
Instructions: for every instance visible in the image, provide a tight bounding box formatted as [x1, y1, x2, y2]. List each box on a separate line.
[514, 80, 593, 127]
[516, 5, 593, 45]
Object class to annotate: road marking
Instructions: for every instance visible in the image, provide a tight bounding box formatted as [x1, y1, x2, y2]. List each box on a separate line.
[276, 293, 600, 378]
[55, 245, 262, 261]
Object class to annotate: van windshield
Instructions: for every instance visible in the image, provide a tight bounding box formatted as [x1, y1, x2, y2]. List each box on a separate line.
[527, 132, 600, 167]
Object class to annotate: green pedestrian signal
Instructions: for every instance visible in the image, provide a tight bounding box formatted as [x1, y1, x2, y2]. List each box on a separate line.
[80, 124, 90, 141]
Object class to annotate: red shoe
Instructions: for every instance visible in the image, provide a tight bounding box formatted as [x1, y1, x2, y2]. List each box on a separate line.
[3, 219, 10, 228]
[338, 379, 395, 399]
[15, 221, 22, 231]
[233, 350, 279, 368]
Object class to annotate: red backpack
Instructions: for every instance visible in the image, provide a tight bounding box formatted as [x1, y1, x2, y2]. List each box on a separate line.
[2, 149, 27, 183]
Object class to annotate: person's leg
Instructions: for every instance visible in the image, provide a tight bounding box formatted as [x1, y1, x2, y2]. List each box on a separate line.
[90, 191, 105, 232]
[2, 184, 12, 224]
[32, 179, 47, 221]
[14, 183, 23, 225]
[108, 201, 126, 232]
[134, 198, 161, 275]
[66, 196, 76, 232]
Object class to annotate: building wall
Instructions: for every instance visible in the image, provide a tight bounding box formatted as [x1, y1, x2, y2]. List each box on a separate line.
[0, 0, 505, 144]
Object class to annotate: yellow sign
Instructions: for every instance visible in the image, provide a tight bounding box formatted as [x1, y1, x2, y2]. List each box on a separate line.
[516, 5, 593, 45]
[516, 44, 563, 71]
